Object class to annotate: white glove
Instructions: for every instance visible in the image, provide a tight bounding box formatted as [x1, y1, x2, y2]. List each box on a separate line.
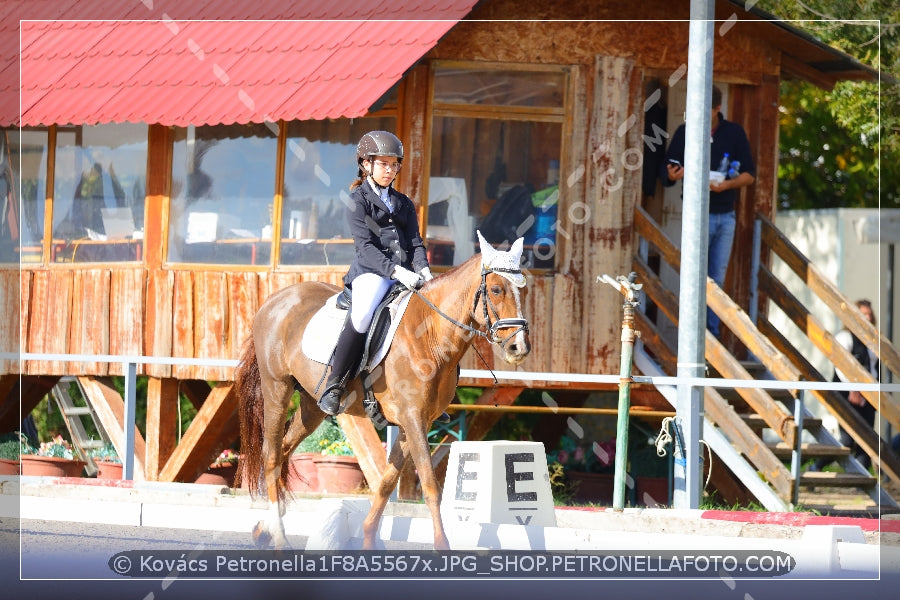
[419, 267, 434, 282]
[393, 265, 423, 290]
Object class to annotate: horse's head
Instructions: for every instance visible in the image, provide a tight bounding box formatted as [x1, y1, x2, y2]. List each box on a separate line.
[474, 231, 531, 364]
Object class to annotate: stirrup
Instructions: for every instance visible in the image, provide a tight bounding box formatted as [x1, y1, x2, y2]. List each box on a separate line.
[317, 383, 345, 416]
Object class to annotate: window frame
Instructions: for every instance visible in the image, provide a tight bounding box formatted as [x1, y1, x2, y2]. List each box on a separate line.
[425, 60, 571, 273]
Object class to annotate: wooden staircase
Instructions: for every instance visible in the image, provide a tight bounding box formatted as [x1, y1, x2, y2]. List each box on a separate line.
[632, 206, 900, 514]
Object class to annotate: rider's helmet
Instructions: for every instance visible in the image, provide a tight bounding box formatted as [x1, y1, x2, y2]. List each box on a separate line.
[357, 131, 404, 176]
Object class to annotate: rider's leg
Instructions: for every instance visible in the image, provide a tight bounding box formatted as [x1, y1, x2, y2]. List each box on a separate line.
[317, 273, 391, 416]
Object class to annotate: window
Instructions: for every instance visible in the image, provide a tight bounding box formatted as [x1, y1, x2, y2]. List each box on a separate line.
[279, 116, 396, 266]
[3, 128, 48, 264]
[427, 64, 567, 269]
[168, 123, 277, 265]
[51, 124, 148, 263]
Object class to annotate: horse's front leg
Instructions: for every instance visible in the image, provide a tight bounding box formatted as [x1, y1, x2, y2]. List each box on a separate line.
[404, 420, 450, 550]
[362, 430, 409, 549]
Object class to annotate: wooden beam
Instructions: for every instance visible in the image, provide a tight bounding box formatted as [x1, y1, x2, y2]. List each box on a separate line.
[158, 383, 239, 482]
[705, 328, 796, 447]
[145, 377, 179, 481]
[337, 412, 387, 494]
[77, 376, 147, 480]
[704, 388, 793, 500]
[1, 375, 58, 435]
[180, 379, 212, 411]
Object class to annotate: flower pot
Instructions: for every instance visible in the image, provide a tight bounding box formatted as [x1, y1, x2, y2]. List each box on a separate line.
[95, 460, 124, 480]
[0, 458, 19, 475]
[195, 463, 238, 486]
[288, 453, 319, 493]
[567, 470, 613, 504]
[20, 455, 85, 478]
[312, 455, 364, 494]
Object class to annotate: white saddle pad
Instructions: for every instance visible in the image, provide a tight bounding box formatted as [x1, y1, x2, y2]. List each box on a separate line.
[301, 290, 414, 370]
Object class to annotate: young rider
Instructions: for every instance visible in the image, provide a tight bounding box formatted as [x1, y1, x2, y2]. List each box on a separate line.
[317, 130, 434, 416]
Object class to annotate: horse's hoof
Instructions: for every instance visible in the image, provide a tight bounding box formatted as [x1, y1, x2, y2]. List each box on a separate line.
[252, 521, 272, 549]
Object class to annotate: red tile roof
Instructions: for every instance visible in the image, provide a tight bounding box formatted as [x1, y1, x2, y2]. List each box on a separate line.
[5, 1, 478, 126]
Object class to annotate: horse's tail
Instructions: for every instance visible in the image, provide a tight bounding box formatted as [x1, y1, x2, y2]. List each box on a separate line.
[236, 335, 265, 497]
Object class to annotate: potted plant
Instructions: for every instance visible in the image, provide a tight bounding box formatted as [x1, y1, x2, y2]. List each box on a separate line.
[0, 432, 27, 475]
[20, 434, 86, 478]
[196, 448, 239, 486]
[87, 442, 123, 480]
[310, 419, 365, 494]
[547, 434, 616, 505]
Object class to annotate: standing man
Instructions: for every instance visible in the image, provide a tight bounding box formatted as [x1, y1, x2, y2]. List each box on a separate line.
[661, 85, 756, 337]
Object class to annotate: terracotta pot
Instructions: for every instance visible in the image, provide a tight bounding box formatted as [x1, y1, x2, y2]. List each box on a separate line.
[195, 463, 238, 486]
[566, 470, 614, 504]
[0, 458, 19, 475]
[312, 455, 365, 494]
[288, 453, 319, 493]
[95, 460, 124, 480]
[20, 455, 85, 478]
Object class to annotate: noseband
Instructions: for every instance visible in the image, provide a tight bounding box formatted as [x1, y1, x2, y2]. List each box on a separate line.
[472, 268, 529, 350]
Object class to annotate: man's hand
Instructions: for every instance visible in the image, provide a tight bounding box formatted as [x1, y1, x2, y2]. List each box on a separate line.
[848, 390, 867, 407]
[666, 162, 685, 182]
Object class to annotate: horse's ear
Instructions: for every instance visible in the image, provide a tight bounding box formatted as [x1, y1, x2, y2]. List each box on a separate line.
[510, 236, 524, 258]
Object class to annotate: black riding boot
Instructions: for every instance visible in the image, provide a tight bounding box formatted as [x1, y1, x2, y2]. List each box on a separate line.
[317, 325, 367, 416]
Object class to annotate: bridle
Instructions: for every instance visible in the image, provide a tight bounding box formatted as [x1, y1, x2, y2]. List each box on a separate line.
[471, 268, 529, 349]
[412, 267, 529, 352]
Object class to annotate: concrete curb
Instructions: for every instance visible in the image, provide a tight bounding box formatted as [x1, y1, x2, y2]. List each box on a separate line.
[3, 475, 898, 579]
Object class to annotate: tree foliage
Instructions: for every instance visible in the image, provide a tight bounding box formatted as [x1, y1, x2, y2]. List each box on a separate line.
[754, 0, 899, 208]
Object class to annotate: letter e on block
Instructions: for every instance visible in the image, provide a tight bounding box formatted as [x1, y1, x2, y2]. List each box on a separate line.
[440, 441, 556, 527]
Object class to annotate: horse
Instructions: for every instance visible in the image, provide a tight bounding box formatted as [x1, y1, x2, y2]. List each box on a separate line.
[235, 234, 531, 550]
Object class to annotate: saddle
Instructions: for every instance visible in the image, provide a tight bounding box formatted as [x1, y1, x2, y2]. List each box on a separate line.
[300, 283, 412, 428]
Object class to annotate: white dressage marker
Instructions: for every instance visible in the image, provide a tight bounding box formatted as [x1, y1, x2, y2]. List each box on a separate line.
[441, 440, 556, 528]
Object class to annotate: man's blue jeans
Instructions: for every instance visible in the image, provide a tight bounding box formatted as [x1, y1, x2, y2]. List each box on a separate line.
[707, 210, 736, 337]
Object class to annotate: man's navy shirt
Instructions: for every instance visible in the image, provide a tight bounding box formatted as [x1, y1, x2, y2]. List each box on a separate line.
[660, 112, 756, 214]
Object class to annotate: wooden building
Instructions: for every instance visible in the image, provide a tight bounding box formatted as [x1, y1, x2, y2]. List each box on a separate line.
[1, 0, 895, 509]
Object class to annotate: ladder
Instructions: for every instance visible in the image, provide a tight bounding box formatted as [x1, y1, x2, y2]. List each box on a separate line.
[50, 377, 110, 477]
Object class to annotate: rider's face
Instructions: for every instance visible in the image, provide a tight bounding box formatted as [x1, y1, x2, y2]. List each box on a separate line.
[365, 155, 401, 187]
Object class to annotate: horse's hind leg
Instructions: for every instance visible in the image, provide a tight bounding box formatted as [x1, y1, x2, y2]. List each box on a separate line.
[253, 377, 294, 550]
[362, 429, 409, 549]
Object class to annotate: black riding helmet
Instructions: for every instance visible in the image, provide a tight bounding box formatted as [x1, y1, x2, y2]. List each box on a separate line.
[357, 131, 403, 178]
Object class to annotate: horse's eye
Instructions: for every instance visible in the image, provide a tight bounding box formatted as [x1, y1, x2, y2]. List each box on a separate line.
[490, 285, 502, 295]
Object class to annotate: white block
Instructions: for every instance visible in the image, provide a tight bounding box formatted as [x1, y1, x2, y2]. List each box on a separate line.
[441, 440, 556, 528]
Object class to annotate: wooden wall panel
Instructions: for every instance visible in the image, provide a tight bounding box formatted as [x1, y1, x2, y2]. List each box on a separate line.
[191, 271, 229, 381]
[0, 269, 20, 375]
[171, 270, 194, 380]
[26, 270, 73, 375]
[145, 269, 174, 378]
[227, 272, 259, 359]
[549, 273, 580, 373]
[108, 269, 145, 375]
[68, 269, 111, 375]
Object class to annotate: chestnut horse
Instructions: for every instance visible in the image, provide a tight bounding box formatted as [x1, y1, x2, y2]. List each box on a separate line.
[235, 236, 530, 550]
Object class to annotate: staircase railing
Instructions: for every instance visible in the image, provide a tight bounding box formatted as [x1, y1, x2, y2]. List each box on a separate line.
[755, 212, 900, 481]
[632, 205, 900, 500]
